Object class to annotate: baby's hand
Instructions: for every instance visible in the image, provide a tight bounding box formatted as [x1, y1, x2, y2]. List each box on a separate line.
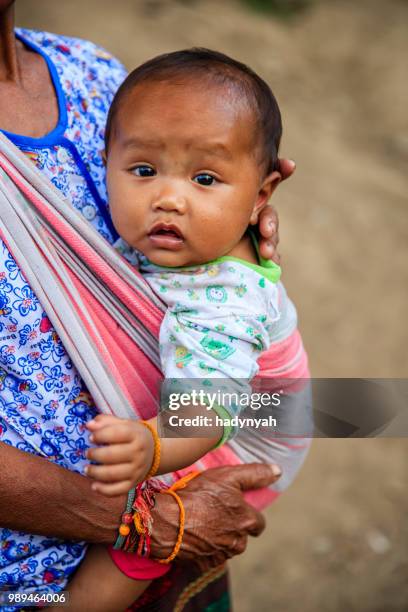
[85, 414, 154, 497]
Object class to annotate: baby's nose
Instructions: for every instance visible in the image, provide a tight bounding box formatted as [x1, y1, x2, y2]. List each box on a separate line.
[152, 192, 187, 214]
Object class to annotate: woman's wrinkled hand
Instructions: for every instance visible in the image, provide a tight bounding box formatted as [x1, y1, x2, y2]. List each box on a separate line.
[150, 463, 281, 570]
[258, 158, 296, 263]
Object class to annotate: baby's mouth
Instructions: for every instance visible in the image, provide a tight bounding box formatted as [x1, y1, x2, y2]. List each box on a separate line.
[148, 223, 185, 250]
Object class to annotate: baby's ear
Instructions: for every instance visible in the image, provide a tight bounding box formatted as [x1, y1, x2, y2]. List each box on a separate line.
[249, 171, 281, 225]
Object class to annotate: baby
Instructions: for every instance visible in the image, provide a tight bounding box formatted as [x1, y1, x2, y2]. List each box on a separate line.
[62, 48, 296, 611]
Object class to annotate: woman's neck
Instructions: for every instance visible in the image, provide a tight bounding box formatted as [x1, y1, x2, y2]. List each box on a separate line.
[0, 3, 19, 82]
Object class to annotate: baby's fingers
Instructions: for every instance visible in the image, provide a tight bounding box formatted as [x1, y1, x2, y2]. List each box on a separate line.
[87, 443, 133, 465]
[91, 480, 133, 497]
[89, 423, 135, 446]
[86, 414, 119, 430]
[86, 462, 135, 483]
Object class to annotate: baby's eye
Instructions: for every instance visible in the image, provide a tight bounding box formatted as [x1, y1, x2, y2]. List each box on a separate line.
[132, 165, 156, 177]
[193, 173, 217, 187]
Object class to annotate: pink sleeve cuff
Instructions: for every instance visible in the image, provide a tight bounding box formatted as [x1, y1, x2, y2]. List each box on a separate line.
[107, 545, 171, 580]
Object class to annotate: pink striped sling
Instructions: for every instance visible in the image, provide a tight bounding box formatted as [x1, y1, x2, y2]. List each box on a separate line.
[0, 132, 310, 511]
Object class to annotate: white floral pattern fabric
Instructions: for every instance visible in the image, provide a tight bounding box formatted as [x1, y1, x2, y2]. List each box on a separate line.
[0, 29, 126, 600]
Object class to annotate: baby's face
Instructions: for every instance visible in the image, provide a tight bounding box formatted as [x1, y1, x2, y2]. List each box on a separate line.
[106, 79, 268, 267]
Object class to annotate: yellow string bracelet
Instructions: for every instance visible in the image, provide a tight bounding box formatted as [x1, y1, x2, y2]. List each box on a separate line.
[134, 511, 146, 535]
[140, 420, 161, 479]
[158, 471, 201, 564]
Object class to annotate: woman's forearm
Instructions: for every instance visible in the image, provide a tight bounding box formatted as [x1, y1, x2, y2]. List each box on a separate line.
[0, 443, 280, 568]
[0, 442, 124, 543]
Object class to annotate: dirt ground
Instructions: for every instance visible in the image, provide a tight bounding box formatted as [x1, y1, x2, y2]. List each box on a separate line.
[16, 1, 408, 610]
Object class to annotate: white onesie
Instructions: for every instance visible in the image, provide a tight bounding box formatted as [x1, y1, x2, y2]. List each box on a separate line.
[115, 237, 282, 442]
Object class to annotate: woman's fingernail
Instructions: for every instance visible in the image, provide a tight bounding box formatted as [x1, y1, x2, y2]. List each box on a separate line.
[268, 222, 276, 232]
[270, 464, 282, 477]
[84, 465, 89, 475]
[89, 434, 94, 443]
[91, 483, 98, 491]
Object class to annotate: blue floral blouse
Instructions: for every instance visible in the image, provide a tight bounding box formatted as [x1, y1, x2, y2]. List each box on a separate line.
[0, 28, 127, 600]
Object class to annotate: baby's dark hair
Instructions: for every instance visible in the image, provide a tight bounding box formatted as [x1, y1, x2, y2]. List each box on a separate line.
[105, 48, 282, 174]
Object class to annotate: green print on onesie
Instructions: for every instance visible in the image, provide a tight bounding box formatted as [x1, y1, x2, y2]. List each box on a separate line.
[206, 285, 227, 303]
[253, 334, 264, 351]
[198, 361, 217, 373]
[187, 288, 199, 301]
[200, 334, 236, 361]
[234, 283, 247, 298]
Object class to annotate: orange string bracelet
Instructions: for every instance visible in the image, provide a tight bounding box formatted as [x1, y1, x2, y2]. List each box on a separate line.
[158, 471, 201, 564]
[140, 420, 161, 479]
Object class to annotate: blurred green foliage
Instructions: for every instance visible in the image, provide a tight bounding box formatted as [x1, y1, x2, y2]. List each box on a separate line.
[240, 0, 314, 18]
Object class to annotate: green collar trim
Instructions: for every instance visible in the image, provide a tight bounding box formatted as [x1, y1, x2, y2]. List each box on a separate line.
[209, 231, 281, 283]
[209, 253, 281, 284]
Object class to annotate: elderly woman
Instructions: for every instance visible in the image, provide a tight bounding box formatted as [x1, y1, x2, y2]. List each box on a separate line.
[0, 1, 307, 609]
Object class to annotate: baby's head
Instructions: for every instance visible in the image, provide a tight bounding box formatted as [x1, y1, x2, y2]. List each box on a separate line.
[104, 48, 282, 267]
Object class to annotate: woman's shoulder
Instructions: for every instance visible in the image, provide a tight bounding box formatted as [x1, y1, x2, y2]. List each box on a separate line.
[15, 28, 127, 86]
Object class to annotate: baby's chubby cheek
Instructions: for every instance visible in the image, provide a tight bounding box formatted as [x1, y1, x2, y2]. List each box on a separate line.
[106, 171, 143, 233]
[110, 204, 140, 245]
